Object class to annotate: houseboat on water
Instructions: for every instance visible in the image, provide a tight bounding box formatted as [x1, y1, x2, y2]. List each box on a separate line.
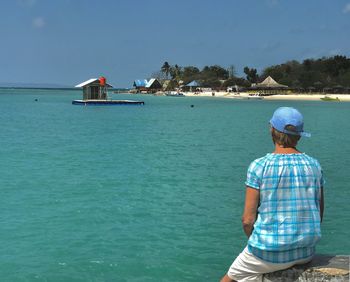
[73, 77, 144, 105]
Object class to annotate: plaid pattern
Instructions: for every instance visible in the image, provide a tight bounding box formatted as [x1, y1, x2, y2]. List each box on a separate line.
[245, 153, 324, 263]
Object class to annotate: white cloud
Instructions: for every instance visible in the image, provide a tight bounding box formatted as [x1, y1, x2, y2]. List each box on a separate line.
[32, 17, 45, 28]
[343, 3, 350, 13]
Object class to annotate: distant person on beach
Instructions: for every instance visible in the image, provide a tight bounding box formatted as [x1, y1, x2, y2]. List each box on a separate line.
[221, 107, 324, 282]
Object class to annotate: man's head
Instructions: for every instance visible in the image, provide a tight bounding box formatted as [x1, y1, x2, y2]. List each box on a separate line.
[270, 107, 310, 147]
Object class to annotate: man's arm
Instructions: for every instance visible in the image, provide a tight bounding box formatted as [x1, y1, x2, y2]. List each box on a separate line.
[320, 187, 324, 222]
[241, 186, 260, 237]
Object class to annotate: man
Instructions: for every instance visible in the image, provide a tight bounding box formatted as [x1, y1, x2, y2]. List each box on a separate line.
[221, 107, 324, 282]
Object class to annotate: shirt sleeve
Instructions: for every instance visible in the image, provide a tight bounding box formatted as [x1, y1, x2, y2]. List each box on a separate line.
[245, 160, 261, 189]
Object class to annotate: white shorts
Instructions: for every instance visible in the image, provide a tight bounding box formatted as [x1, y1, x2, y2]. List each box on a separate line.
[227, 246, 313, 282]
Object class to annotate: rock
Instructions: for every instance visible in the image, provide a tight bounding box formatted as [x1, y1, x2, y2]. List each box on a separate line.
[263, 255, 349, 282]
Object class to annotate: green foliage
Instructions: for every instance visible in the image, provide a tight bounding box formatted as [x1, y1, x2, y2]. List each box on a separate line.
[244, 67, 259, 83]
[201, 65, 229, 80]
[165, 79, 179, 90]
[161, 62, 171, 79]
[181, 66, 200, 84]
[158, 62, 232, 89]
[158, 55, 350, 91]
[223, 77, 250, 88]
[169, 64, 182, 81]
[261, 56, 350, 89]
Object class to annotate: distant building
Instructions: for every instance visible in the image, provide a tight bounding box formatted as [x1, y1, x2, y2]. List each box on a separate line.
[181, 80, 201, 92]
[250, 76, 288, 95]
[75, 77, 113, 100]
[133, 78, 162, 93]
[227, 85, 240, 92]
[133, 79, 148, 90]
[73, 77, 145, 105]
[146, 78, 162, 90]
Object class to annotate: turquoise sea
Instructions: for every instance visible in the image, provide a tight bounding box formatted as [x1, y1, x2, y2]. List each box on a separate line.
[0, 89, 349, 281]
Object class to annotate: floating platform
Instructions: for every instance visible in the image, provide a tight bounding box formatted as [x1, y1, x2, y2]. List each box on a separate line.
[72, 99, 145, 106]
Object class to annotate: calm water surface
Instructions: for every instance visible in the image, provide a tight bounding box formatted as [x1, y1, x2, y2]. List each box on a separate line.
[0, 89, 349, 281]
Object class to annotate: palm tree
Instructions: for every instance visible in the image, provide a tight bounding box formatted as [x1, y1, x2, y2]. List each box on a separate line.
[170, 64, 181, 82]
[161, 62, 171, 79]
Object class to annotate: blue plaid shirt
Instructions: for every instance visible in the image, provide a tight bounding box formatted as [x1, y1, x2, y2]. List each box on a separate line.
[245, 153, 324, 263]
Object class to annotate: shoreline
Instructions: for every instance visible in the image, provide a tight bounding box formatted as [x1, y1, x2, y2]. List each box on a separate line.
[182, 91, 350, 102]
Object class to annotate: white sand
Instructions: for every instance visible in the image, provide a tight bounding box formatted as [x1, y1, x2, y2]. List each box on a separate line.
[183, 92, 350, 101]
[263, 94, 350, 101]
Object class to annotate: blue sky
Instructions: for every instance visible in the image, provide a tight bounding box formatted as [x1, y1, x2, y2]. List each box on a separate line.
[1, 0, 350, 88]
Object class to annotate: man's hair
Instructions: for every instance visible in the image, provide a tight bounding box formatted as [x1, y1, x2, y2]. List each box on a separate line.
[271, 125, 301, 148]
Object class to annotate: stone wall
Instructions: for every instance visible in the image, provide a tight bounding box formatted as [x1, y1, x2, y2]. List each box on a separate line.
[263, 255, 349, 281]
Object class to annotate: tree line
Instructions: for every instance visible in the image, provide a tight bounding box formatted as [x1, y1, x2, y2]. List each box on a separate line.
[155, 55, 350, 92]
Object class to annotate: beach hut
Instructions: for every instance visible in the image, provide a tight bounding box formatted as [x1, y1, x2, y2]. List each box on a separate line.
[133, 79, 148, 92]
[75, 77, 113, 100]
[332, 85, 344, 94]
[186, 80, 200, 87]
[145, 78, 162, 91]
[250, 76, 288, 95]
[133, 78, 162, 93]
[187, 80, 200, 91]
[73, 77, 144, 105]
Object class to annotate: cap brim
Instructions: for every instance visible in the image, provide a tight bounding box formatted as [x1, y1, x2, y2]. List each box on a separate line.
[283, 129, 311, 138]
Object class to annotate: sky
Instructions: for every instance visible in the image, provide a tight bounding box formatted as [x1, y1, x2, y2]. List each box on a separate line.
[0, 0, 350, 88]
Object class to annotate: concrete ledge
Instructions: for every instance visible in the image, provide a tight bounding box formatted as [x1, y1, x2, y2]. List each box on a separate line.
[263, 255, 349, 281]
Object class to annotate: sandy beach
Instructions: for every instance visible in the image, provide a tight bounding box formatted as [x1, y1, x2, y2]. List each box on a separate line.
[262, 94, 350, 101]
[183, 91, 350, 102]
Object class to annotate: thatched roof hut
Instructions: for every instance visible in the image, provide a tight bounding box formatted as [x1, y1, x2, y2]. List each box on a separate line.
[250, 76, 288, 95]
[255, 76, 288, 88]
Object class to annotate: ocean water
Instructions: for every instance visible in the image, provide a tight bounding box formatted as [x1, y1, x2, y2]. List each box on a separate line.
[0, 89, 349, 282]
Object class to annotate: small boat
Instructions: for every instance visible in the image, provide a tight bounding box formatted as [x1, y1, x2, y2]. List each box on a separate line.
[320, 96, 340, 102]
[247, 93, 264, 100]
[165, 91, 185, 97]
[72, 99, 144, 106]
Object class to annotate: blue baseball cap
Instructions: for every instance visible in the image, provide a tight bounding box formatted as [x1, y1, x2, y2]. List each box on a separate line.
[270, 107, 311, 137]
